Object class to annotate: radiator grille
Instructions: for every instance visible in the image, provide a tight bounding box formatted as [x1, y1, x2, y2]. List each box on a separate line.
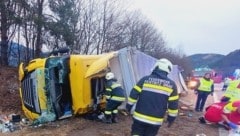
[21, 70, 41, 114]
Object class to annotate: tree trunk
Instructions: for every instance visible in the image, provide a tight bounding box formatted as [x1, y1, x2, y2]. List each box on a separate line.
[0, 0, 9, 65]
[35, 0, 44, 58]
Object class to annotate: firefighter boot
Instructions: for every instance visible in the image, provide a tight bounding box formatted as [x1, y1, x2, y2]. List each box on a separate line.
[102, 114, 112, 124]
[198, 117, 206, 124]
[112, 113, 118, 123]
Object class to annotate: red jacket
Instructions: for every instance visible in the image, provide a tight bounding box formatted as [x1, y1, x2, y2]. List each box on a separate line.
[204, 102, 226, 123]
[226, 111, 240, 124]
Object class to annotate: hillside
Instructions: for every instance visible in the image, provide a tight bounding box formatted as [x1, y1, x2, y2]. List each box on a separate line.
[187, 49, 240, 77]
[187, 53, 224, 68]
[211, 49, 240, 76]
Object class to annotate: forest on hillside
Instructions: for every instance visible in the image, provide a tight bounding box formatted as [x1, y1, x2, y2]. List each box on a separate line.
[188, 49, 240, 77]
[0, 0, 191, 73]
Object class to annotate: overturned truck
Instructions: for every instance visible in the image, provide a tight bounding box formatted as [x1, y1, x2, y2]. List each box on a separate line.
[19, 47, 188, 124]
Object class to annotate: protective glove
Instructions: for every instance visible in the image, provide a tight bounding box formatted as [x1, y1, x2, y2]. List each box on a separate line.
[220, 96, 230, 102]
[228, 122, 238, 130]
[210, 92, 213, 96]
[167, 115, 175, 128]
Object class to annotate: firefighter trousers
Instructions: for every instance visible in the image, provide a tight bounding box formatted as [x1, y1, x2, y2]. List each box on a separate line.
[131, 119, 160, 136]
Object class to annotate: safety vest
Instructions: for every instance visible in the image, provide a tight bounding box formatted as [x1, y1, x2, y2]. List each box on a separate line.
[224, 80, 240, 101]
[198, 78, 213, 92]
[223, 102, 236, 113]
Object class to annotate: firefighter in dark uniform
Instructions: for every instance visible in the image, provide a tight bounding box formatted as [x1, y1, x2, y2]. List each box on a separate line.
[126, 58, 179, 136]
[103, 72, 126, 123]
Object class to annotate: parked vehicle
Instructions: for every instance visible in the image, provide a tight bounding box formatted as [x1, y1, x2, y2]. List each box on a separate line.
[187, 68, 223, 89]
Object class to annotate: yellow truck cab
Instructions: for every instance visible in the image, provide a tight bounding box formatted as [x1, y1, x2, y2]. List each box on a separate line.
[19, 52, 116, 124]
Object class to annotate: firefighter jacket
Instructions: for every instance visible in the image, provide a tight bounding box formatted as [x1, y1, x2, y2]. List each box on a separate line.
[105, 79, 126, 102]
[127, 69, 179, 126]
[197, 77, 214, 93]
[224, 80, 240, 101]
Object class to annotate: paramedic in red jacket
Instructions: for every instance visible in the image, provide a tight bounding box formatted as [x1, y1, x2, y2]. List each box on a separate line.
[199, 100, 240, 130]
[222, 101, 240, 129]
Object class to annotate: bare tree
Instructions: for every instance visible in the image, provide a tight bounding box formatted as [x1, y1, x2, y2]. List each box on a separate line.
[0, 0, 18, 65]
[16, 0, 48, 59]
[0, 0, 190, 73]
[20, 0, 36, 61]
[110, 11, 167, 55]
[33, 0, 43, 57]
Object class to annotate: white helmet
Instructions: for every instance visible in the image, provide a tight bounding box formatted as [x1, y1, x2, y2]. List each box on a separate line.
[105, 72, 115, 80]
[154, 58, 173, 73]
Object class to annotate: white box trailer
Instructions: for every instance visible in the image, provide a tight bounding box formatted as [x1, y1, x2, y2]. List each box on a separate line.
[103, 47, 188, 97]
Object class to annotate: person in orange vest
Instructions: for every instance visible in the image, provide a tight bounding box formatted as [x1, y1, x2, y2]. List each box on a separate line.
[195, 73, 214, 112]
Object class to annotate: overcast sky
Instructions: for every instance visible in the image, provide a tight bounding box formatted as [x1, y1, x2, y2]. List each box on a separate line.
[130, 0, 240, 55]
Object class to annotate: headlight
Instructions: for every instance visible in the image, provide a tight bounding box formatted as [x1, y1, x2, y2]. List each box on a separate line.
[188, 80, 198, 88]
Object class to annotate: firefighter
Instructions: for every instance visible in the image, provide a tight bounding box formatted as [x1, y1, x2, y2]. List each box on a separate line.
[102, 72, 126, 124]
[194, 72, 214, 112]
[126, 58, 179, 136]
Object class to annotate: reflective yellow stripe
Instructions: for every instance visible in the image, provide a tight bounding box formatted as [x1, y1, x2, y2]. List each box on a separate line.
[111, 96, 126, 101]
[113, 109, 118, 114]
[168, 113, 178, 117]
[134, 111, 163, 122]
[143, 87, 171, 96]
[168, 109, 178, 117]
[106, 96, 110, 99]
[128, 97, 137, 104]
[144, 83, 173, 93]
[134, 85, 142, 93]
[105, 111, 112, 115]
[106, 88, 112, 92]
[168, 95, 179, 101]
[111, 83, 121, 89]
[168, 109, 178, 114]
